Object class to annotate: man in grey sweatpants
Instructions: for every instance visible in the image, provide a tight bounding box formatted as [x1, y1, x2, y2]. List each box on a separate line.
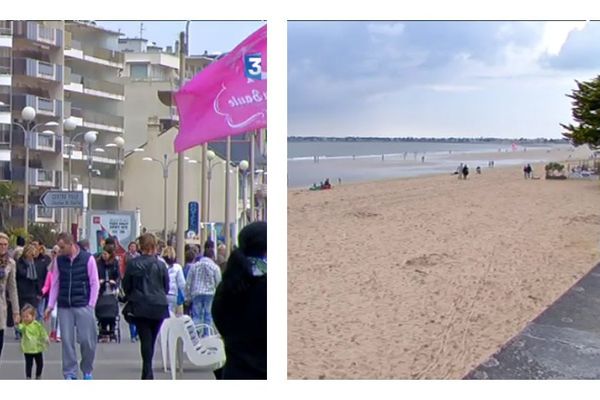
[45, 232, 99, 380]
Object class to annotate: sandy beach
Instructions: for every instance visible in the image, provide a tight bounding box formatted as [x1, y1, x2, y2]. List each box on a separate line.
[287, 147, 600, 379]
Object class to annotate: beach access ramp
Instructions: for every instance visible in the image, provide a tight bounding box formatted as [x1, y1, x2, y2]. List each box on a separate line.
[465, 261, 600, 379]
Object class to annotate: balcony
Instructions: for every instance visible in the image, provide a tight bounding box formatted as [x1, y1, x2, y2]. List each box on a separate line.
[0, 21, 12, 36]
[19, 58, 60, 82]
[0, 22, 12, 48]
[0, 57, 10, 76]
[28, 205, 57, 223]
[12, 94, 62, 118]
[12, 57, 63, 83]
[12, 166, 62, 188]
[80, 109, 124, 133]
[13, 21, 63, 48]
[65, 37, 123, 68]
[0, 125, 9, 149]
[65, 68, 124, 100]
[32, 131, 61, 152]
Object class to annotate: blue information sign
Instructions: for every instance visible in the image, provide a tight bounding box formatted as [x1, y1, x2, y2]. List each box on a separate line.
[188, 201, 199, 234]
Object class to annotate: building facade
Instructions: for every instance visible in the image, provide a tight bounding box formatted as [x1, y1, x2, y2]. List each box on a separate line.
[0, 20, 125, 232]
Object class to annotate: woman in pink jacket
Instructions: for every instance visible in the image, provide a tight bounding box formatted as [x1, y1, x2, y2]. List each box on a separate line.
[42, 246, 60, 342]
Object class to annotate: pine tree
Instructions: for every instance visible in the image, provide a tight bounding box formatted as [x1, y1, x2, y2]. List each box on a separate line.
[561, 75, 600, 149]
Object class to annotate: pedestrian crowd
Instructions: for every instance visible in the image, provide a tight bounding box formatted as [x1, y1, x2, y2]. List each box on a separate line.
[0, 221, 267, 380]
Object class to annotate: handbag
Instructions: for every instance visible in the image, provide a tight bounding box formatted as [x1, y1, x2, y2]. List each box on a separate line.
[122, 301, 135, 324]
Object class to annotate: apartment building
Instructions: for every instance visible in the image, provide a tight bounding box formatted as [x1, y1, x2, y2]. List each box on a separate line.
[1, 20, 66, 227]
[0, 20, 125, 230]
[63, 21, 124, 215]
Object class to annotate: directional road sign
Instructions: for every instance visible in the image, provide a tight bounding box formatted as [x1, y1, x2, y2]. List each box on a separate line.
[40, 190, 84, 208]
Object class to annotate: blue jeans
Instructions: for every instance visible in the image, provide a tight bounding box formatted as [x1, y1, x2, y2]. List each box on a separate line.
[37, 298, 46, 322]
[129, 322, 137, 340]
[191, 294, 214, 337]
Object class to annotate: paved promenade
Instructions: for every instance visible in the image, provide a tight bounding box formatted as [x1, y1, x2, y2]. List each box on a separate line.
[0, 317, 215, 380]
[466, 262, 600, 379]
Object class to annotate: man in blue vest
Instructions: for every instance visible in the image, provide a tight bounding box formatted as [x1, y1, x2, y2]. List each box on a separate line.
[45, 232, 100, 380]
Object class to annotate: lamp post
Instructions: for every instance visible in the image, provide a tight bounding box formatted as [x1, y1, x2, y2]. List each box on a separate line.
[143, 154, 177, 241]
[65, 130, 97, 228]
[83, 131, 97, 212]
[206, 149, 226, 223]
[106, 136, 125, 210]
[12, 107, 70, 232]
[62, 117, 77, 231]
[238, 160, 249, 229]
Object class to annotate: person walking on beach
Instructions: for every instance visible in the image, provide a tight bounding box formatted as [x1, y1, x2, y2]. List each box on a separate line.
[0, 232, 20, 362]
[44, 232, 99, 380]
[122, 233, 169, 380]
[523, 164, 532, 179]
[476, 166, 481, 174]
[212, 221, 267, 379]
[17, 304, 49, 379]
[457, 163, 464, 179]
[462, 164, 469, 180]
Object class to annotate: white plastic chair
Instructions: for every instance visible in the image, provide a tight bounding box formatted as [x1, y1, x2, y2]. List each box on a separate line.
[159, 312, 177, 372]
[167, 315, 226, 380]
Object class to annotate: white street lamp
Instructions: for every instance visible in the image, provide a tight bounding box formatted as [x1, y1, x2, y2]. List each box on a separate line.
[239, 160, 250, 228]
[21, 106, 36, 122]
[206, 151, 225, 223]
[143, 154, 177, 240]
[112, 136, 125, 210]
[84, 131, 98, 212]
[14, 107, 70, 232]
[64, 117, 77, 132]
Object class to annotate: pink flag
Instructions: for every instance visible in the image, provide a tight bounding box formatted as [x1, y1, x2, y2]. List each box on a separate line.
[174, 24, 267, 153]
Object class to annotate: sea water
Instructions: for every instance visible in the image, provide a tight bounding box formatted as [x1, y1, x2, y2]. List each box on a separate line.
[287, 140, 565, 188]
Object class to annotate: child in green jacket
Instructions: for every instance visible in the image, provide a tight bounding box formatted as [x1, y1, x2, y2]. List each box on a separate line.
[17, 304, 49, 379]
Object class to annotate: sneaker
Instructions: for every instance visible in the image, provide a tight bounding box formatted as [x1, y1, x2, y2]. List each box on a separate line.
[35, 376, 42, 380]
[65, 375, 77, 380]
[83, 373, 93, 380]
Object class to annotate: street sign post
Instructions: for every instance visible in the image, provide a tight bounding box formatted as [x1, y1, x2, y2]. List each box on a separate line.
[40, 190, 84, 208]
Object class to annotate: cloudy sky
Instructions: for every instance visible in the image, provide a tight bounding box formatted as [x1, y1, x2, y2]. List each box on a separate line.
[97, 20, 264, 55]
[288, 21, 600, 139]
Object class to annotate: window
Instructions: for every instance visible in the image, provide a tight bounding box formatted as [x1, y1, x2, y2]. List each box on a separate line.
[130, 63, 148, 79]
[37, 133, 53, 149]
[37, 25, 55, 42]
[37, 207, 53, 219]
[0, 124, 9, 145]
[0, 48, 9, 75]
[37, 169, 52, 183]
[38, 61, 54, 77]
[37, 97, 54, 113]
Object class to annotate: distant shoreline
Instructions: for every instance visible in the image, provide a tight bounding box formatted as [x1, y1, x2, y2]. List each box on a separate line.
[288, 136, 568, 144]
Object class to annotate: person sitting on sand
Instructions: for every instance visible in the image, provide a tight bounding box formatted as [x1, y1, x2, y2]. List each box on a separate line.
[462, 165, 469, 180]
[322, 179, 332, 190]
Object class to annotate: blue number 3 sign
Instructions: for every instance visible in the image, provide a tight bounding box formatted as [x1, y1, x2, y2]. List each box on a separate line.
[244, 53, 263, 80]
